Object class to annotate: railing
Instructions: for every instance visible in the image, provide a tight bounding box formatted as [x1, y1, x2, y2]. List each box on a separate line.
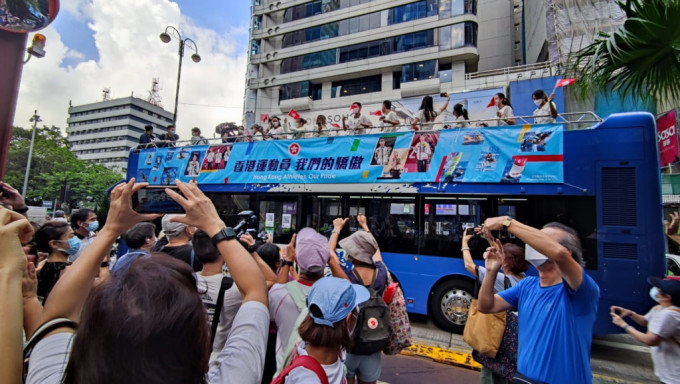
[465, 61, 557, 80]
[131, 112, 602, 153]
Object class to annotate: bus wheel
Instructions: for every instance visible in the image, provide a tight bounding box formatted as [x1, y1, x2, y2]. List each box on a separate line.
[430, 278, 474, 334]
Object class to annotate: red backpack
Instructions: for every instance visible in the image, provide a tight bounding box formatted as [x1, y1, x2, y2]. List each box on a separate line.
[271, 355, 329, 384]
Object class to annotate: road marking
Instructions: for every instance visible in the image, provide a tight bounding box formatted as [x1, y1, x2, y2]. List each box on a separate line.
[400, 343, 481, 370]
[592, 373, 647, 384]
[592, 339, 650, 353]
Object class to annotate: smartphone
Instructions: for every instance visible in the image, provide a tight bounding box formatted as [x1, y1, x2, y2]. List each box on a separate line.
[465, 227, 474, 236]
[440, 92, 448, 97]
[132, 186, 185, 214]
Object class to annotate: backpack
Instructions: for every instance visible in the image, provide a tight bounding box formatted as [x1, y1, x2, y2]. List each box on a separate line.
[271, 355, 329, 384]
[350, 268, 390, 355]
[200, 275, 234, 347]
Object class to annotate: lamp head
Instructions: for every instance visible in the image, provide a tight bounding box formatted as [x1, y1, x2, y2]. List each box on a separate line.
[191, 53, 201, 63]
[159, 32, 171, 43]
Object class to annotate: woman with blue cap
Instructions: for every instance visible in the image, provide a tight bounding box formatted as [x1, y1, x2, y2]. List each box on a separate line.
[274, 276, 369, 384]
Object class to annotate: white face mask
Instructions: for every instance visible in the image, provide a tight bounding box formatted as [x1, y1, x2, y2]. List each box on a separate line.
[649, 287, 661, 303]
[533, 99, 543, 107]
[272, 121, 279, 127]
[525, 245, 549, 269]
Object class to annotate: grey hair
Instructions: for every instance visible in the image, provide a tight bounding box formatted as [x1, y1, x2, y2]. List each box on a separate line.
[542, 222, 584, 267]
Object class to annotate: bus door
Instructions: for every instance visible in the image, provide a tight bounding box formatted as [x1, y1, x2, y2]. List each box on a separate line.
[496, 197, 531, 243]
[301, 195, 343, 236]
[257, 196, 299, 244]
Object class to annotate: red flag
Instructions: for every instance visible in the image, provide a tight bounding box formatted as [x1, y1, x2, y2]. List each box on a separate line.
[260, 114, 269, 122]
[486, 97, 496, 108]
[555, 78, 576, 88]
[288, 109, 300, 120]
[330, 123, 341, 129]
[369, 110, 382, 116]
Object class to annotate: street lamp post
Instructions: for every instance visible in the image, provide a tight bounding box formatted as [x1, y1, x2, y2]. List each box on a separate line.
[22, 110, 41, 198]
[159, 26, 201, 124]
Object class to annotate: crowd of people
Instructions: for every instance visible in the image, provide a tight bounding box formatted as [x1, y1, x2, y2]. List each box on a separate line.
[1, 177, 678, 384]
[137, 90, 561, 148]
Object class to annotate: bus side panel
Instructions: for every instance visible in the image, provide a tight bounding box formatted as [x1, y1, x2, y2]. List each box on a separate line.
[382, 251, 473, 315]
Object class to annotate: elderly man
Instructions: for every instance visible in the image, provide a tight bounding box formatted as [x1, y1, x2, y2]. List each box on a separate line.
[477, 217, 600, 384]
[156, 214, 201, 271]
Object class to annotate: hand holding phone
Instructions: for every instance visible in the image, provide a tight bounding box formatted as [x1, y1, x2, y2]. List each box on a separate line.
[132, 186, 185, 214]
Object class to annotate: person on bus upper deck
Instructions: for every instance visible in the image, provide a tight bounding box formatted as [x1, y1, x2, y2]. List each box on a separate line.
[411, 93, 450, 131]
[314, 115, 333, 137]
[494, 93, 515, 126]
[251, 124, 265, 141]
[452, 103, 469, 128]
[158, 124, 179, 147]
[379, 100, 400, 133]
[343, 102, 372, 135]
[191, 127, 209, 145]
[285, 117, 310, 139]
[532, 90, 558, 124]
[267, 116, 287, 140]
[139, 125, 156, 147]
[477, 218, 599, 384]
[610, 277, 680, 384]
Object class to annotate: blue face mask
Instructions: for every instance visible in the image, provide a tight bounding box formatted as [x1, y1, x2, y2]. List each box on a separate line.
[87, 221, 99, 232]
[58, 237, 81, 256]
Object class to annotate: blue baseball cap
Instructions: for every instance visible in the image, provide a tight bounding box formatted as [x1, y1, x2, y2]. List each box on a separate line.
[308, 277, 370, 327]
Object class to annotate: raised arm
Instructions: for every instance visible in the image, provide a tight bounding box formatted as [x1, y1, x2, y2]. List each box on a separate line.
[23, 259, 43, 339]
[357, 213, 382, 263]
[240, 232, 278, 289]
[548, 94, 558, 118]
[167, 181, 268, 306]
[461, 230, 477, 276]
[0, 182, 28, 217]
[276, 234, 296, 284]
[39, 180, 160, 324]
[611, 309, 662, 346]
[477, 240, 514, 313]
[439, 94, 450, 114]
[0, 207, 34, 384]
[483, 216, 582, 290]
[329, 217, 350, 280]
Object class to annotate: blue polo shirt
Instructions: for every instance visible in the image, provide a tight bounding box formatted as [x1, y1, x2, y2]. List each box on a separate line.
[499, 272, 599, 384]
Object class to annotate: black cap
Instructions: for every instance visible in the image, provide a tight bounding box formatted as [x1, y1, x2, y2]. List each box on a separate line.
[144, 125, 153, 131]
[648, 276, 680, 301]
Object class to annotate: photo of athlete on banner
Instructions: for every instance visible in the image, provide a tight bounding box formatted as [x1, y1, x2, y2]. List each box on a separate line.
[381, 149, 409, 179]
[408, 133, 440, 172]
[184, 151, 202, 177]
[201, 145, 231, 172]
[371, 137, 396, 165]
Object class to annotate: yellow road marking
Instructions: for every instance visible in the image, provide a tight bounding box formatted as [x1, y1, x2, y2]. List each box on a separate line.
[400, 343, 481, 370]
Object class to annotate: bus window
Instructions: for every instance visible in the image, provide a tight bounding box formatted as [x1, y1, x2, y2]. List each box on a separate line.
[259, 197, 298, 244]
[205, 193, 251, 227]
[347, 196, 418, 255]
[302, 195, 343, 236]
[422, 197, 489, 258]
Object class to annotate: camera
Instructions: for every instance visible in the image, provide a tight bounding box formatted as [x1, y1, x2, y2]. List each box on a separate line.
[233, 211, 268, 252]
[466, 227, 474, 236]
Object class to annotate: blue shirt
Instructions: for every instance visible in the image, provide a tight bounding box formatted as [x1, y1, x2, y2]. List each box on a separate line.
[499, 272, 599, 384]
[111, 250, 150, 274]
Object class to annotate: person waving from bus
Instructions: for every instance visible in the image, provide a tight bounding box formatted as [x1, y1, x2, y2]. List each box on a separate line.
[532, 90, 558, 124]
[494, 93, 515, 126]
[477, 218, 599, 384]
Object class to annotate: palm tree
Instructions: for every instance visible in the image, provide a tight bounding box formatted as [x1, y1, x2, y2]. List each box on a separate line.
[570, 0, 680, 104]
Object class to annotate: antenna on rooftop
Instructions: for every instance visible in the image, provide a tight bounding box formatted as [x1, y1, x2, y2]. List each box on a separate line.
[147, 78, 163, 108]
[102, 87, 111, 101]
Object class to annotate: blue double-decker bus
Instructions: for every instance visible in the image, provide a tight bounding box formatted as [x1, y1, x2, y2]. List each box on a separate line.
[127, 111, 665, 334]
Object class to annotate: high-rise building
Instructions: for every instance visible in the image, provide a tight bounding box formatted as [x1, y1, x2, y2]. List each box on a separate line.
[245, 0, 521, 126]
[66, 97, 173, 172]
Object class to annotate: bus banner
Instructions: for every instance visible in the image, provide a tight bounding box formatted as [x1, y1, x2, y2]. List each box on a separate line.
[135, 124, 563, 185]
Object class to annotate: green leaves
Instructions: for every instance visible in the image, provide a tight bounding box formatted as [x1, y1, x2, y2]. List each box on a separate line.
[570, 0, 680, 103]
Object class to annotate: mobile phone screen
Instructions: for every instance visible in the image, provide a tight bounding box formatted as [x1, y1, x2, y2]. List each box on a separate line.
[132, 186, 185, 214]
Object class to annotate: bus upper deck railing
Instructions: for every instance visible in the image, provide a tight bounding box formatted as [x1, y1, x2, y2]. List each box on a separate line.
[132, 111, 602, 152]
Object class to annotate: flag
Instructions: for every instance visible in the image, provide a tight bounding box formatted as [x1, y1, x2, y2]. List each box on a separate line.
[260, 114, 269, 122]
[288, 109, 300, 120]
[555, 78, 576, 88]
[369, 110, 382, 116]
[330, 123, 341, 129]
[486, 97, 496, 108]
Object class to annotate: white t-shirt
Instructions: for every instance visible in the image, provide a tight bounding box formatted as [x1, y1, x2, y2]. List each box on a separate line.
[195, 273, 243, 360]
[644, 305, 680, 383]
[374, 146, 392, 165]
[269, 282, 313, 369]
[346, 114, 371, 135]
[477, 266, 523, 293]
[498, 105, 514, 126]
[414, 109, 438, 130]
[533, 102, 556, 124]
[381, 111, 400, 133]
[268, 126, 288, 140]
[27, 302, 270, 384]
[453, 115, 468, 128]
[285, 342, 347, 384]
[413, 141, 432, 160]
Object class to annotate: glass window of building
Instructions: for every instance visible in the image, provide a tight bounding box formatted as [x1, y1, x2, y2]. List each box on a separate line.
[401, 60, 438, 83]
[251, 39, 260, 55]
[279, 81, 322, 101]
[331, 75, 382, 97]
[439, 62, 452, 83]
[253, 15, 262, 30]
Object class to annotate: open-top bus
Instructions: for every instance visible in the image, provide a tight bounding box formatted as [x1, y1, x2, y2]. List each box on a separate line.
[127, 112, 665, 334]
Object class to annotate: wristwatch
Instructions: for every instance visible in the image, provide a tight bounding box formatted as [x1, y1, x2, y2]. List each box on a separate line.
[502, 216, 513, 228]
[281, 260, 295, 267]
[211, 227, 237, 247]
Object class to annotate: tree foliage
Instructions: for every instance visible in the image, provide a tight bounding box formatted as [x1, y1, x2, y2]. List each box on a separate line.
[5, 126, 122, 212]
[570, 0, 680, 104]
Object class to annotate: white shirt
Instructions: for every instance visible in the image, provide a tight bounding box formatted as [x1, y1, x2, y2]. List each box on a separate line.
[285, 342, 347, 384]
[498, 105, 514, 126]
[414, 109, 438, 130]
[645, 305, 680, 383]
[195, 273, 243, 361]
[269, 126, 288, 140]
[413, 141, 432, 160]
[533, 102, 556, 124]
[346, 114, 371, 135]
[381, 111, 400, 133]
[374, 146, 392, 165]
[453, 115, 468, 128]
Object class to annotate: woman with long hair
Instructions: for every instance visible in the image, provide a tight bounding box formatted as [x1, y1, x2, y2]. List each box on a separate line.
[453, 103, 470, 128]
[494, 93, 515, 126]
[34, 221, 77, 303]
[314, 115, 332, 137]
[411, 93, 450, 130]
[531, 89, 558, 124]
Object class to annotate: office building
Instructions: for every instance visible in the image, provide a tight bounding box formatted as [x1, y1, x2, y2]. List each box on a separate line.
[245, 0, 522, 126]
[66, 97, 173, 172]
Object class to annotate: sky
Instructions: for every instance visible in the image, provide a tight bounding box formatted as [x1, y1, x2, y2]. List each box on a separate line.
[13, 0, 251, 140]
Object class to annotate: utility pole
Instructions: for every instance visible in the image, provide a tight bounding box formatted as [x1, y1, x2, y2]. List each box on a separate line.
[22, 110, 41, 198]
